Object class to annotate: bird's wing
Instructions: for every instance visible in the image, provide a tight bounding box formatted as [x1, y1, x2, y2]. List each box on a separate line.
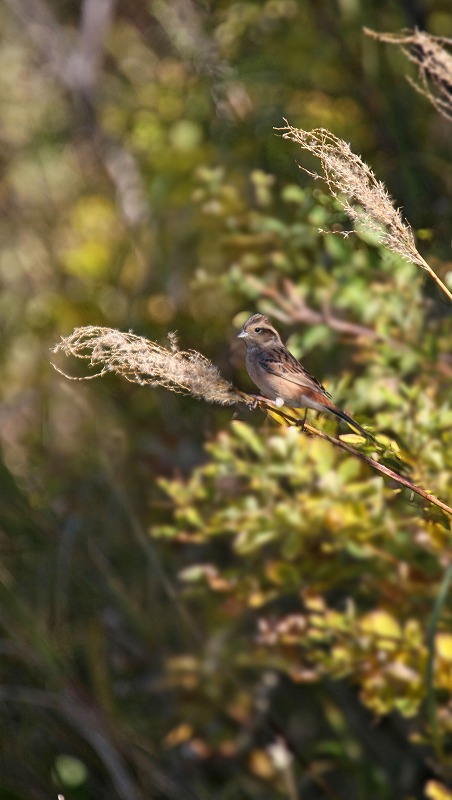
[257, 351, 332, 398]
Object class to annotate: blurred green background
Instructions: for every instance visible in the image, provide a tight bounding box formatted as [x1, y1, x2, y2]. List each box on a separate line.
[0, 1, 451, 798]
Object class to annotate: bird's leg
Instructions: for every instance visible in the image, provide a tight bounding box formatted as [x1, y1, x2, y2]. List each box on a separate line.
[246, 394, 268, 411]
[300, 408, 308, 431]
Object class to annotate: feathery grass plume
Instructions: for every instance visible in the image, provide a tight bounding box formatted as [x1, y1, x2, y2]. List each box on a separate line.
[52, 326, 245, 406]
[277, 123, 452, 303]
[364, 28, 452, 123]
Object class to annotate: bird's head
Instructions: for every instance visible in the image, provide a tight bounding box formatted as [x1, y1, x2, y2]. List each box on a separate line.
[237, 314, 282, 348]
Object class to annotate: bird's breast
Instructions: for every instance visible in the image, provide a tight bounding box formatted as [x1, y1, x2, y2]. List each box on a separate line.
[245, 349, 288, 401]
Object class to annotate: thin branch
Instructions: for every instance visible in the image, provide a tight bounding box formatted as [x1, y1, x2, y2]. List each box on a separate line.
[254, 399, 452, 517]
[252, 278, 400, 345]
[245, 277, 452, 376]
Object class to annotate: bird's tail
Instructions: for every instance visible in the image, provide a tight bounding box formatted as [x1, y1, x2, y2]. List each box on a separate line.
[328, 405, 376, 442]
[265, 399, 376, 442]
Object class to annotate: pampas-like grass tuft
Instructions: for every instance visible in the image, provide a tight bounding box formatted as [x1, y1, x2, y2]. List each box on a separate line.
[52, 326, 245, 406]
[278, 122, 452, 302]
[365, 28, 452, 123]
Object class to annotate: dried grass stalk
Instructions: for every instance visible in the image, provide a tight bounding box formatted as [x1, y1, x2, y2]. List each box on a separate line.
[278, 123, 452, 303]
[52, 326, 244, 406]
[365, 28, 452, 123]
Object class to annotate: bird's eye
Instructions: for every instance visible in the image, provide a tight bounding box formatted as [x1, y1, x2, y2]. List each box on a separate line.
[254, 327, 262, 333]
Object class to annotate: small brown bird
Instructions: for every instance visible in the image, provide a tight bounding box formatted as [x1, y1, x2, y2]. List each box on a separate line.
[238, 313, 372, 439]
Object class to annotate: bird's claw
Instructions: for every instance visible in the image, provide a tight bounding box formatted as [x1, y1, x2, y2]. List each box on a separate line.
[246, 394, 266, 411]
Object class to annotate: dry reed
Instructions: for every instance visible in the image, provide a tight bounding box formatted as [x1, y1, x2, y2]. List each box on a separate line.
[277, 123, 452, 302]
[365, 28, 452, 123]
[52, 326, 244, 406]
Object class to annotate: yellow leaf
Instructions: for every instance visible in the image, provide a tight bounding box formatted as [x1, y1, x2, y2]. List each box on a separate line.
[425, 780, 452, 800]
[436, 633, 452, 662]
[164, 723, 194, 748]
[339, 433, 365, 444]
[359, 610, 401, 648]
[248, 749, 275, 780]
[266, 407, 293, 426]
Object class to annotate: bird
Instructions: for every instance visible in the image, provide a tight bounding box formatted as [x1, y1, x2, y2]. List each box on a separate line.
[237, 313, 373, 440]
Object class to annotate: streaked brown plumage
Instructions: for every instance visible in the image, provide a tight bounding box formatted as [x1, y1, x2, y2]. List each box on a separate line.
[238, 313, 372, 439]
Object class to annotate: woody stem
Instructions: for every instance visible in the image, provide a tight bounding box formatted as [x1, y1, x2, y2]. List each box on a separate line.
[242, 395, 452, 517]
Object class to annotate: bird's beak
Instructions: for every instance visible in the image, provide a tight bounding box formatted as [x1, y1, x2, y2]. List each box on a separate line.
[237, 329, 247, 339]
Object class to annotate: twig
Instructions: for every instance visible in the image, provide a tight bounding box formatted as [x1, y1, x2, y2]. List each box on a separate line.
[245, 278, 452, 376]
[254, 278, 399, 345]
[252, 398, 452, 517]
